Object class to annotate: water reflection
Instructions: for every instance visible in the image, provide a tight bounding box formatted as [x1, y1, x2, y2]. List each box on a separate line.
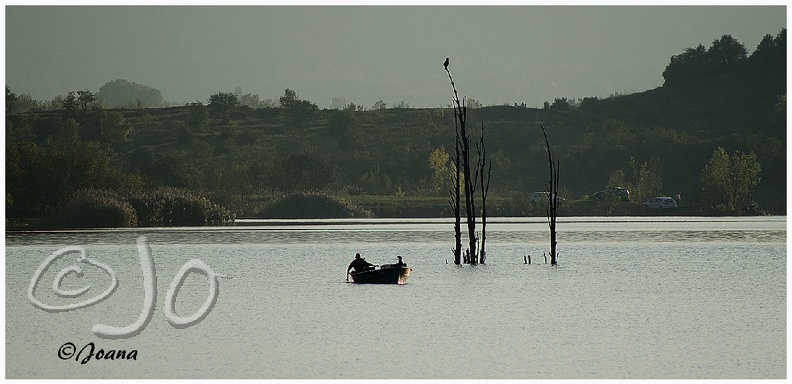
[6, 216, 786, 246]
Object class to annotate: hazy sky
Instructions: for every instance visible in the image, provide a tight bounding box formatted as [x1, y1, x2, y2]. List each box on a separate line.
[5, 5, 786, 108]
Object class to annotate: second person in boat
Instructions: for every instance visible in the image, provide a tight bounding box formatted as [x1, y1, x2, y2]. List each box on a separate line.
[396, 255, 406, 267]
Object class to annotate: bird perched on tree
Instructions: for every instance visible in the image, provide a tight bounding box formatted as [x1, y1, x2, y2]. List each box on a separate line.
[443, 57, 449, 70]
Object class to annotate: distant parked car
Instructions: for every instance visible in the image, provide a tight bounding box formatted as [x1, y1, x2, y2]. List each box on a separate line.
[644, 197, 678, 210]
[591, 187, 630, 202]
[529, 191, 565, 205]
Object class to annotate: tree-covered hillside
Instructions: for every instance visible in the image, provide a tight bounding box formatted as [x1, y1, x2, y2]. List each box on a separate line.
[6, 29, 785, 225]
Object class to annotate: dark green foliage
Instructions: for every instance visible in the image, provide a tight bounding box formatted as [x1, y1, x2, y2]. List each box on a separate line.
[699, 147, 761, 213]
[279, 88, 319, 133]
[76, 90, 97, 113]
[63, 91, 78, 119]
[51, 187, 233, 227]
[5, 142, 133, 218]
[208, 92, 239, 122]
[99, 110, 133, 148]
[749, 29, 786, 72]
[326, 105, 359, 147]
[185, 101, 209, 129]
[126, 187, 235, 226]
[259, 191, 373, 218]
[6, 85, 17, 113]
[5, 28, 786, 219]
[53, 189, 138, 228]
[550, 97, 572, 111]
[272, 151, 335, 192]
[663, 31, 784, 87]
[279, 88, 318, 111]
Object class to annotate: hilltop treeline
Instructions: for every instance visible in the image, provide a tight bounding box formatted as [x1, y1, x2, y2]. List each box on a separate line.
[6, 29, 785, 225]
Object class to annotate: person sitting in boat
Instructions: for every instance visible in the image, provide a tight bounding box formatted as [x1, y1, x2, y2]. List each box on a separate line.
[348, 253, 375, 273]
[396, 255, 407, 267]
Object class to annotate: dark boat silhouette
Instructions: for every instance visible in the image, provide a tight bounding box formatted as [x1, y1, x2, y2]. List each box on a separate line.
[348, 264, 411, 284]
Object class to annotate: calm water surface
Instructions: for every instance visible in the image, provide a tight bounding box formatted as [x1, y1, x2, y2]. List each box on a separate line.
[5, 217, 786, 379]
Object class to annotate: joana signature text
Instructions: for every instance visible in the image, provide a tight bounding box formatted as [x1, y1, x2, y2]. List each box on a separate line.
[58, 342, 137, 364]
[28, 236, 228, 339]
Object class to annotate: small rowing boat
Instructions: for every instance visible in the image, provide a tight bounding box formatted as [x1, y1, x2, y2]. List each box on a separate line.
[348, 264, 411, 284]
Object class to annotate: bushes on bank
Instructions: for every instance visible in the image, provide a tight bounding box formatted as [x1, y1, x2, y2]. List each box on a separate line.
[127, 187, 235, 226]
[259, 191, 374, 218]
[52, 189, 138, 228]
[53, 187, 234, 227]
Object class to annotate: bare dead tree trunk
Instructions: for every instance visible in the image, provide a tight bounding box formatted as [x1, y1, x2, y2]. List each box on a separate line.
[477, 123, 492, 264]
[446, 63, 478, 265]
[540, 124, 559, 266]
[462, 122, 477, 264]
[450, 114, 462, 265]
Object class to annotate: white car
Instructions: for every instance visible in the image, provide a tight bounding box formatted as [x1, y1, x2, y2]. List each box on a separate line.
[529, 191, 565, 205]
[644, 197, 678, 210]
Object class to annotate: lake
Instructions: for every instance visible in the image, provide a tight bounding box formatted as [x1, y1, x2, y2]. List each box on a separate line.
[5, 216, 786, 379]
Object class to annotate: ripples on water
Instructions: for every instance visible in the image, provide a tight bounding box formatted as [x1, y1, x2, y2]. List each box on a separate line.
[5, 217, 786, 379]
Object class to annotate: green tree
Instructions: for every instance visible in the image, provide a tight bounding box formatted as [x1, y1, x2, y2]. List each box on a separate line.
[76, 90, 97, 112]
[63, 91, 79, 119]
[598, 171, 623, 215]
[6, 85, 17, 113]
[279, 89, 318, 134]
[636, 157, 664, 202]
[729, 150, 762, 209]
[700, 147, 732, 211]
[707, 34, 748, 74]
[50, 118, 81, 149]
[14, 93, 42, 112]
[428, 146, 452, 194]
[6, 141, 131, 218]
[226, 159, 252, 200]
[100, 111, 133, 148]
[466, 98, 482, 109]
[279, 88, 318, 112]
[186, 101, 209, 130]
[663, 34, 749, 87]
[208, 92, 239, 122]
[700, 147, 761, 212]
[663, 44, 709, 86]
[749, 28, 785, 72]
[327, 104, 358, 147]
[606, 169, 626, 189]
[550, 97, 572, 111]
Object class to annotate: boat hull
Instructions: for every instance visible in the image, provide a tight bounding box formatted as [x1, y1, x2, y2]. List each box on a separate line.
[349, 266, 410, 284]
